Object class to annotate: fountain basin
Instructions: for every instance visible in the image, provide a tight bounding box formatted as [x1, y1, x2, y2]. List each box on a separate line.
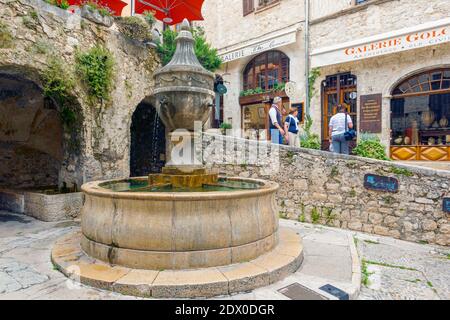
[80, 177, 279, 270]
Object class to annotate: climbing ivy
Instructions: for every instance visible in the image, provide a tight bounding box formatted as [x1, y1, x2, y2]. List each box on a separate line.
[41, 57, 81, 153]
[157, 27, 222, 72]
[76, 45, 115, 104]
[308, 67, 321, 105]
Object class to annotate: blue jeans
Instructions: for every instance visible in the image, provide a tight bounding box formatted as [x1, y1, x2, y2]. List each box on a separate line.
[270, 129, 283, 144]
[331, 133, 350, 155]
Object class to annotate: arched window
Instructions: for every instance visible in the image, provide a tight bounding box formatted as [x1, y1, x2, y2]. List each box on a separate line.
[390, 68, 450, 161]
[243, 50, 290, 91]
[392, 69, 450, 96]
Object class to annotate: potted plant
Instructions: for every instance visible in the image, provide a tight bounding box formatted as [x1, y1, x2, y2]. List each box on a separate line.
[220, 122, 232, 135]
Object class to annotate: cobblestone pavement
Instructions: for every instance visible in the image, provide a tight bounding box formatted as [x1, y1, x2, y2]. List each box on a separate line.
[0, 210, 448, 300]
[353, 232, 449, 300]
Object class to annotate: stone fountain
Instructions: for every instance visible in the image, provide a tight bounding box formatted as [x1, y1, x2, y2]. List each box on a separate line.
[51, 20, 303, 298]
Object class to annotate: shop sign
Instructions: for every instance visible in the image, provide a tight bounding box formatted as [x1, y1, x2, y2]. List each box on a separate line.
[219, 31, 297, 63]
[360, 94, 382, 133]
[311, 18, 450, 67]
[364, 174, 399, 193]
[443, 198, 450, 213]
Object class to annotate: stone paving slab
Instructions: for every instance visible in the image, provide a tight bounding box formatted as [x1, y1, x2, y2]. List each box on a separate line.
[1, 210, 448, 300]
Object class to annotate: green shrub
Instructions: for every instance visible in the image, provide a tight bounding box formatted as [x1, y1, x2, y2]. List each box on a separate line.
[300, 115, 321, 149]
[84, 1, 112, 16]
[0, 22, 13, 48]
[157, 27, 222, 72]
[116, 16, 152, 42]
[353, 133, 389, 160]
[44, 0, 70, 10]
[311, 207, 321, 224]
[41, 58, 75, 107]
[76, 45, 114, 103]
[143, 10, 156, 26]
[220, 122, 232, 130]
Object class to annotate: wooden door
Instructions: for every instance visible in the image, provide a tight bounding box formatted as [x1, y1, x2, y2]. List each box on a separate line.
[322, 73, 357, 150]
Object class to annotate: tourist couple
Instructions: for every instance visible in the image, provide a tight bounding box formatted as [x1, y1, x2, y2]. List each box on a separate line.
[269, 99, 353, 155]
[268, 96, 300, 147]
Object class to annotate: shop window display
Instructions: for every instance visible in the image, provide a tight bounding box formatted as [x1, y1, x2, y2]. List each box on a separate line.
[390, 69, 450, 161]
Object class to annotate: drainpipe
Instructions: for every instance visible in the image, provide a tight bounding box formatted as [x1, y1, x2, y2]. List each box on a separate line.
[131, 0, 135, 16]
[304, 0, 310, 117]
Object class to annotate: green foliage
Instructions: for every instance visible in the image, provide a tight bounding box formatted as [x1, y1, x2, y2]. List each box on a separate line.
[363, 259, 418, 271]
[220, 122, 232, 130]
[116, 16, 152, 42]
[22, 10, 39, 30]
[0, 22, 13, 48]
[308, 67, 321, 104]
[41, 57, 81, 153]
[322, 207, 336, 225]
[311, 207, 321, 224]
[143, 10, 156, 26]
[298, 214, 306, 223]
[28, 39, 53, 54]
[361, 260, 374, 287]
[157, 27, 222, 72]
[300, 115, 321, 149]
[76, 45, 114, 104]
[388, 166, 413, 177]
[330, 166, 339, 178]
[84, 1, 112, 16]
[41, 58, 75, 107]
[353, 133, 389, 160]
[240, 83, 286, 97]
[44, 0, 70, 10]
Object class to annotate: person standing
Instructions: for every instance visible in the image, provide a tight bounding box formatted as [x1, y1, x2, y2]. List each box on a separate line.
[329, 104, 353, 154]
[268, 96, 286, 144]
[284, 107, 300, 147]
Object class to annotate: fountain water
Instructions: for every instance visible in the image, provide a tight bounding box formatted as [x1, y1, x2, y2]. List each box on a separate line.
[52, 19, 303, 298]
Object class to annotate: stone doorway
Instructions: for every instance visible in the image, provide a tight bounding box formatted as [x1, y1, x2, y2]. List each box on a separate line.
[130, 101, 166, 177]
[0, 73, 63, 189]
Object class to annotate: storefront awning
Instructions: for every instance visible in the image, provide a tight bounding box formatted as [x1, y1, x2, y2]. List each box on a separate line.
[218, 26, 300, 63]
[311, 18, 450, 68]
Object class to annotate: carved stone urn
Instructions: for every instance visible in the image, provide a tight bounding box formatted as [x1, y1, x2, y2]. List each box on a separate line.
[153, 19, 215, 132]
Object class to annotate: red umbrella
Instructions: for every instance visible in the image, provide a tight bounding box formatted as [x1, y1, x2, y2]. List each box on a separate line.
[66, 0, 128, 16]
[135, 0, 205, 25]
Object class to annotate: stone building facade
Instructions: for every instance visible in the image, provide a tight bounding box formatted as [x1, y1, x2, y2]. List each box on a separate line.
[0, 0, 161, 190]
[200, 0, 450, 162]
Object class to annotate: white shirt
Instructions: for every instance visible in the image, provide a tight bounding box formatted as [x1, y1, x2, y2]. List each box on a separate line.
[329, 113, 353, 136]
[269, 105, 280, 126]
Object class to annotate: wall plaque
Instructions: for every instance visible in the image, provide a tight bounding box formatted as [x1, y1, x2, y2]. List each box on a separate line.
[360, 94, 382, 133]
[443, 198, 450, 213]
[364, 174, 399, 193]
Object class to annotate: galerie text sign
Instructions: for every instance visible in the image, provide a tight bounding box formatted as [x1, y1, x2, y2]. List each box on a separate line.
[443, 198, 450, 213]
[311, 19, 450, 67]
[360, 94, 382, 133]
[364, 174, 399, 193]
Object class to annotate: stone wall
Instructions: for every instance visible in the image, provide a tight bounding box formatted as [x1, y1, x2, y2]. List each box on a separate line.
[0, 143, 60, 188]
[202, 134, 450, 246]
[0, 0, 160, 188]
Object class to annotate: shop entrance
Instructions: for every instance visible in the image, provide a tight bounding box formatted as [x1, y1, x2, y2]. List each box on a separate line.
[321, 73, 358, 150]
[390, 68, 450, 161]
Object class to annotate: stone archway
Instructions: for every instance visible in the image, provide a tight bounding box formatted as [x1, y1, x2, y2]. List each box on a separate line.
[0, 69, 82, 190]
[130, 100, 166, 177]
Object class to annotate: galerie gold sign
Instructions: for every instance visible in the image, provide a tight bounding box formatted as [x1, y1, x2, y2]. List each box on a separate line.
[311, 18, 450, 67]
[360, 94, 382, 133]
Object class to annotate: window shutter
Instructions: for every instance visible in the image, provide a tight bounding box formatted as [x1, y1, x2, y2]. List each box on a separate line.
[243, 0, 254, 16]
